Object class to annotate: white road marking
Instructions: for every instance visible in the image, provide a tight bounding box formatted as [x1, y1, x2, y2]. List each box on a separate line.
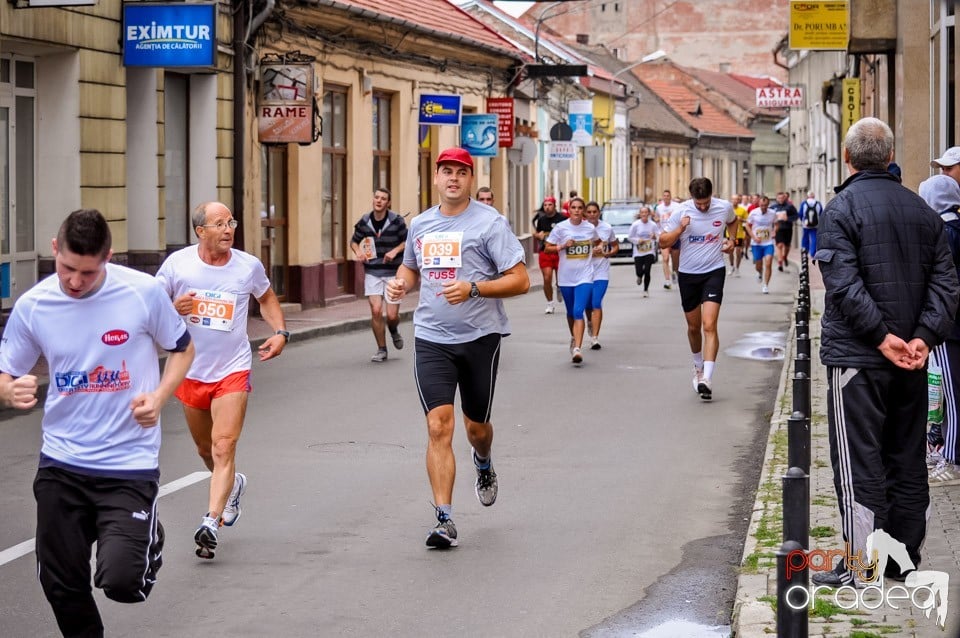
[0, 470, 211, 568]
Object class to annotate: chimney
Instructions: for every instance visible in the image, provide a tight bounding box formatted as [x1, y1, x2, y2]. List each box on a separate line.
[719, 62, 731, 73]
[576, 33, 589, 44]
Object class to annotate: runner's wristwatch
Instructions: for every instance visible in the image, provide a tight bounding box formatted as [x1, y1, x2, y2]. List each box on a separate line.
[276, 329, 291, 343]
[469, 282, 481, 299]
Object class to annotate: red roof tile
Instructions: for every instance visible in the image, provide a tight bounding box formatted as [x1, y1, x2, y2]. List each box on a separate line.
[684, 67, 786, 118]
[641, 79, 754, 138]
[328, 0, 523, 56]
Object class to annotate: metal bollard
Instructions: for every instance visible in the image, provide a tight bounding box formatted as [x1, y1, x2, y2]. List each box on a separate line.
[795, 352, 810, 377]
[787, 411, 811, 473]
[777, 539, 809, 638]
[796, 318, 809, 339]
[783, 466, 810, 547]
[793, 371, 811, 420]
[796, 335, 811, 360]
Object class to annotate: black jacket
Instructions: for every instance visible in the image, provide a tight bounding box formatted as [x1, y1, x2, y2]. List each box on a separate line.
[818, 170, 959, 368]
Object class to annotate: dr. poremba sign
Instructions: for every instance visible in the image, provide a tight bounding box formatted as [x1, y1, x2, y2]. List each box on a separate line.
[123, 4, 216, 68]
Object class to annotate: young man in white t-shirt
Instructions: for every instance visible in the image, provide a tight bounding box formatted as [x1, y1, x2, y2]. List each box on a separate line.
[156, 201, 289, 560]
[0, 209, 194, 637]
[660, 178, 739, 401]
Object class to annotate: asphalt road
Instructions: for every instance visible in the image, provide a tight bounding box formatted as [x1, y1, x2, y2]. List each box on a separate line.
[0, 261, 795, 637]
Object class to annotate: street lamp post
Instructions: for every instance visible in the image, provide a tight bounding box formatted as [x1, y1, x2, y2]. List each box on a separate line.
[534, 1, 565, 63]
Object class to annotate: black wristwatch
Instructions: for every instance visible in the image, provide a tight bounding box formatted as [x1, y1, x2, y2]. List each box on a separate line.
[276, 329, 291, 343]
[469, 282, 481, 299]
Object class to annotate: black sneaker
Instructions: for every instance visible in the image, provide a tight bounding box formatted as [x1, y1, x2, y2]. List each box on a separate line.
[811, 563, 856, 587]
[426, 518, 458, 548]
[391, 330, 404, 350]
[475, 464, 498, 506]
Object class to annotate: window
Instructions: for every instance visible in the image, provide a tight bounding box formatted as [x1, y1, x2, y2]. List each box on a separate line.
[931, 0, 957, 153]
[373, 92, 392, 192]
[322, 86, 349, 290]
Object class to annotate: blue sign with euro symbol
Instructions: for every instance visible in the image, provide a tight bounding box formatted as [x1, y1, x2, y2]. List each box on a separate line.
[460, 114, 499, 157]
[123, 4, 217, 68]
[418, 94, 462, 126]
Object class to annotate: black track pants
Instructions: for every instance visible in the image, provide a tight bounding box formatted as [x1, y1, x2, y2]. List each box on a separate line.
[34, 467, 163, 638]
[826, 365, 929, 568]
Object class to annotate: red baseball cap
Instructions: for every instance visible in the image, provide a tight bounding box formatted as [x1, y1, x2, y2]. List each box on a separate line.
[436, 148, 474, 171]
[544, 196, 557, 204]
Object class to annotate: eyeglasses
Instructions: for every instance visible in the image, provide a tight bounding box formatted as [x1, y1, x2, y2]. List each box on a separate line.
[200, 219, 239, 230]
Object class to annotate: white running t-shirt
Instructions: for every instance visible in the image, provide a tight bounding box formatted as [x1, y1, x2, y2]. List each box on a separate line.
[747, 208, 777, 246]
[156, 245, 271, 382]
[591, 220, 617, 281]
[657, 201, 680, 230]
[629, 219, 659, 257]
[547, 219, 599, 286]
[0, 264, 187, 472]
[662, 197, 736, 274]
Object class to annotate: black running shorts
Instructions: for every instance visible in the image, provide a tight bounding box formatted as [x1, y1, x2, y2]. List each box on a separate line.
[414, 333, 502, 423]
[678, 267, 726, 313]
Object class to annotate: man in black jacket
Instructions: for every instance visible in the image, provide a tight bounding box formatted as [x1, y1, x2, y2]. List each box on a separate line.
[814, 117, 959, 587]
[351, 188, 408, 362]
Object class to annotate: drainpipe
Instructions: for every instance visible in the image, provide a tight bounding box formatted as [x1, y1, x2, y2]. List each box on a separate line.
[232, 0, 276, 248]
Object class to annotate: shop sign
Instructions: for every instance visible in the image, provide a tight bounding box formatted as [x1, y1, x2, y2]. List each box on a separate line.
[486, 98, 514, 147]
[756, 86, 804, 108]
[460, 114, 499, 158]
[123, 4, 216, 68]
[841, 78, 861, 139]
[418, 94, 462, 126]
[789, 1, 849, 50]
[258, 62, 314, 144]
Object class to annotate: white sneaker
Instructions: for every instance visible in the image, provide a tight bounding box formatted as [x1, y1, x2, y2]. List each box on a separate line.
[544, 301, 555, 314]
[571, 348, 583, 364]
[762, 284, 769, 294]
[590, 336, 601, 350]
[221, 472, 247, 527]
[692, 367, 704, 393]
[643, 290, 649, 298]
[697, 377, 713, 401]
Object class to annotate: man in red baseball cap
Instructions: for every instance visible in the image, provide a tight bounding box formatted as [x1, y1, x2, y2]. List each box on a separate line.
[436, 147, 474, 171]
[386, 147, 529, 549]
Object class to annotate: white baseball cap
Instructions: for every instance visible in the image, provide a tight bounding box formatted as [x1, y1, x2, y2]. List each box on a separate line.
[931, 146, 960, 168]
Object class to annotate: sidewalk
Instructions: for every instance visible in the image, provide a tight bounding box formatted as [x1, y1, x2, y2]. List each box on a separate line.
[732, 265, 960, 637]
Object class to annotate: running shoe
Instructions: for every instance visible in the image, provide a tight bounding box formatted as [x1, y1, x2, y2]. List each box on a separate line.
[929, 461, 960, 486]
[811, 563, 857, 588]
[371, 349, 387, 362]
[544, 301, 555, 314]
[572, 348, 583, 364]
[697, 377, 713, 401]
[590, 336, 601, 350]
[762, 284, 769, 294]
[474, 460, 498, 507]
[426, 516, 458, 548]
[671, 272, 678, 285]
[643, 290, 649, 298]
[194, 514, 220, 560]
[637, 277, 642, 285]
[221, 472, 247, 527]
[663, 283, 671, 290]
[692, 367, 704, 393]
[391, 330, 404, 350]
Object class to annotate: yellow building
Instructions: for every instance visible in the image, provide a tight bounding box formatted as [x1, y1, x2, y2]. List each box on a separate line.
[245, 0, 524, 305]
[0, 0, 235, 303]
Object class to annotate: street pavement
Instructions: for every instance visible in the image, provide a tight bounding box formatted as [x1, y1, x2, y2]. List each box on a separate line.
[0, 255, 869, 637]
[732, 264, 960, 638]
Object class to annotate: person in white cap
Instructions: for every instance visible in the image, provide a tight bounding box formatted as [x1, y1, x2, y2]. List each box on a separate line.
[931, 146, 960, 186]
